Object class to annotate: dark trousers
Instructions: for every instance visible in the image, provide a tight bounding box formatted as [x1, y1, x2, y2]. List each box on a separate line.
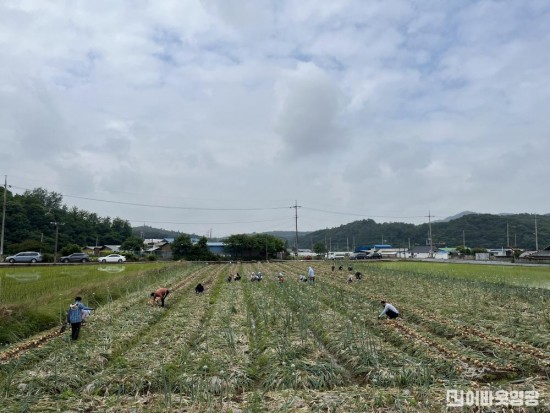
[71, 322, 82, 340]
[386, 309, 399, 319]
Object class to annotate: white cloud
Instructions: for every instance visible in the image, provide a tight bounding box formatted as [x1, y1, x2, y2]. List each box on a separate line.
[274, 62, 346, 159]
[1, 0, 549, 235]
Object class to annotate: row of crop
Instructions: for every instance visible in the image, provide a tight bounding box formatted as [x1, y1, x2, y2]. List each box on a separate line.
[269, 264, 449, 388]
[243, 273, 350, 393]
[400, 307, 549, 376]
[0, 264, 213, 412]
[280, 262, 548, 380]
[274, 263, 515, 380]
[162, 263, 251, 411]
[87, 263, 251, 413]
[291, 260, 548, 352]
[355, 263, 550, 350]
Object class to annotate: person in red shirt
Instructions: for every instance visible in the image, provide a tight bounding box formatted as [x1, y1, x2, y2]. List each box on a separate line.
[150, 288, 170, 307]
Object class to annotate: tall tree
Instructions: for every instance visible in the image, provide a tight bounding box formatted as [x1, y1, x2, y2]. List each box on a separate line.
[172, 234, 193, 260]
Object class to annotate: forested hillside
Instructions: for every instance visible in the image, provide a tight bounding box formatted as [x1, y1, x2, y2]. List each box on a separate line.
[300, 213, 550, 251]
[0, 188, 132, 254]
[131, 225, 187, 240]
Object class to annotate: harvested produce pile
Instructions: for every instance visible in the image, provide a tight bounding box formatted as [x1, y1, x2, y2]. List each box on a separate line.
[1, 261, 548, 412]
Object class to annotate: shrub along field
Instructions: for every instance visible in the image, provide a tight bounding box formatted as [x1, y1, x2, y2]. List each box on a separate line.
[0, 261, 548, 412]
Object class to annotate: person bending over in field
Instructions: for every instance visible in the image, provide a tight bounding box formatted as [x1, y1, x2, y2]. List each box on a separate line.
[150, 288, 170, 307]
[338, 265, 343, 271]
[195, 283, 204, 294]
[347, 274, 353, 284]
[379, 301, 400, 319]
[234, 273, 241, 281]
[355, 271, 362, 280]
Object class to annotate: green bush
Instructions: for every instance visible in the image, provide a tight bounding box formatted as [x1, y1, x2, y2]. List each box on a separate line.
[146, 254, 157, 261]
[60, 243, 82, 256]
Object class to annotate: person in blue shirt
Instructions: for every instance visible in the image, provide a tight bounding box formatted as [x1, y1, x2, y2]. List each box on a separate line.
[66, 296, 93, 340]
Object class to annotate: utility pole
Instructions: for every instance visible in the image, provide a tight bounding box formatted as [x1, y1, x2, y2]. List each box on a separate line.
[51, 221, 59, 263]
[290, 201, 301, 257]
[428, 211, 433, 258]
[0, 175, 6, 259]
[462, 230, 466, 248]
[50, 220, 64, 264]
[534, 215, 539, 251]
[506, 223, 510, 248]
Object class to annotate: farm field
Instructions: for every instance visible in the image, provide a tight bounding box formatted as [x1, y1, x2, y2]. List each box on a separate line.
[0, 261, 548, 412]
[0, 262, 179, 345]
[382, 260, 550, 289]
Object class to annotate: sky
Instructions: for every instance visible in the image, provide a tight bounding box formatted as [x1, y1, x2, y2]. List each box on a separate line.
[1, 0, 549, 237]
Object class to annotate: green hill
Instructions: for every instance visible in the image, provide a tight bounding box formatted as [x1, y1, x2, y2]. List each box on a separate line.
[297, 213, 550, 251]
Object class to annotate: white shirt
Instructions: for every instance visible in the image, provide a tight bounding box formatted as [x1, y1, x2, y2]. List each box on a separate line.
[308, 267, 315, 277]
[379, 303, 399, 317]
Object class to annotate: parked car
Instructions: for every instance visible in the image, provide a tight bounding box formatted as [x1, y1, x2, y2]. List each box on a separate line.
[99, 254, 126, 263]
[60, 252, 90, 263]
[366, 252, 382, 259]
[350, 252, 367, 260]
[4, 251, 43, 263]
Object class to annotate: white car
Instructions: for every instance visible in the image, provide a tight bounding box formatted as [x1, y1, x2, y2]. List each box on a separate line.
[99, 254, 126, 263]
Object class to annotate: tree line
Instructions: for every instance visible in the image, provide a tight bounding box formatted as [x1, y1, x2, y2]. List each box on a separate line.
[0, 187, 287, 261]
[1, 187, 132, 256]
[301, 214, 550, 252]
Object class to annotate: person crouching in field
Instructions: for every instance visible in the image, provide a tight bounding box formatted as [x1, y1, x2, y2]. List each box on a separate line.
[150, 288, 170, 307]
[195, 283, 204, 294]
[379, 301, 400, 319]
[66, 296, 93, 341]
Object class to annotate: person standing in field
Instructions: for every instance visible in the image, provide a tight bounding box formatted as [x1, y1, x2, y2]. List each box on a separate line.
[308, 266, 315, 284]
[379, 301, 400, 319]
[66, 296, 93, 341]
[150, 288, 170, 307]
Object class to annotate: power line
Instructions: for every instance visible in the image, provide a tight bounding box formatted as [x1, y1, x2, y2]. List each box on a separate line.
[302, 206, 435, 219]
[8, 185, 291, 211]
[127, 217, 293, 225]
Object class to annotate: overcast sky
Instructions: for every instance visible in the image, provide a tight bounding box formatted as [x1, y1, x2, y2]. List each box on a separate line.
[1, 1, 549, 237]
